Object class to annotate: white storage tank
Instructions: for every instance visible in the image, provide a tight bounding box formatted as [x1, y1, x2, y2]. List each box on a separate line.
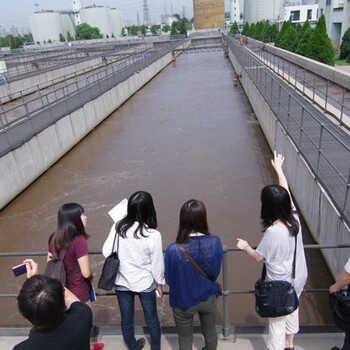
[110, 8, 124, 37]
[29, 11, 75, 43]
[79, 6, 112, 37]
[244, 0, 281, 24]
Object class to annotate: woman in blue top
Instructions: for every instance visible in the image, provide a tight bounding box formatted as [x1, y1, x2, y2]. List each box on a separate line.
[165, 199, 223, 350]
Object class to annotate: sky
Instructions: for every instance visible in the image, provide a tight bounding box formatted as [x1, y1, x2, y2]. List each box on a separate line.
[0, 0, 242, 30]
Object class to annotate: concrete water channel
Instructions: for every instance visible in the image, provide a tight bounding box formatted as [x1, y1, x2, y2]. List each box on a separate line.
[0, 38, 336, 330]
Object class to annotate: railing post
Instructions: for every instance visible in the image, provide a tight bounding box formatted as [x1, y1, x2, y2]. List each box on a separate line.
[316, 124, 324, 174]
[221, 245, 235, 341]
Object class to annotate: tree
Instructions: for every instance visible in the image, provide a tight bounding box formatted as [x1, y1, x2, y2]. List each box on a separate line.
[59, 33, 65, 42]
[295, 26, 313, 56]
[293, 20, 311, 50]
[121, 27, 127, 36]
[128, 25, 139, 36]
[275, 21, 291, 47]
[151, 25, 160, 35]
[307, 15, 335, 66]
[230, 21, 239, 35]
[278, 25, 298, 52]
[66, 31, 74, 41]
[247, 23, 256, 38]
[48, 39, 52, 43]
[162, 24, 171, 33]
[75, 23, 102, 40]
[140, 25, 147, 36]
[171, 21, 178, 36]
[340, 28, 350, 60]
[242, 22, 249, 36]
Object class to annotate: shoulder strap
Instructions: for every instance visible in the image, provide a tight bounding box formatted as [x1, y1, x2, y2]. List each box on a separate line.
[177, 244, 210, 281]
[112, 231, 119, 255]
[261, 235, 297, 280]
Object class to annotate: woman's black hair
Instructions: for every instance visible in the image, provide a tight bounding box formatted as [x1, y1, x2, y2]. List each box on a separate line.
[116, 191, 157, 239]
[51, 203, 89, 251]
[176, 199, 210, 244]
[260, 185, 299, 236]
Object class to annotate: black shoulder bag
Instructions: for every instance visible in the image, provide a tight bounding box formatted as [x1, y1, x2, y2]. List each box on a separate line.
[98, 231, 120, 291]
[329, 285, 350, 331]
[255, 235, 299, 318]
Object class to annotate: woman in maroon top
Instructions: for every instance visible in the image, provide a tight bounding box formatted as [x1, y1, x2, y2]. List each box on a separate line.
[48, 203, 104, 350]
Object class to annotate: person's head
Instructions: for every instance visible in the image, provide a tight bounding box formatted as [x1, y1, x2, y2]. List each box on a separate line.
[53, 203, 88, 250]
[176, 199, 210, 244]
[117, 191, 157, 238]
[17, 275, 65, 330]
[260, 185, 299, 236]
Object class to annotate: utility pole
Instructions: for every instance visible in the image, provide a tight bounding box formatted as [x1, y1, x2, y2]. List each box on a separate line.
[35, 3, 39, 12]
[143, 0, 151, 26]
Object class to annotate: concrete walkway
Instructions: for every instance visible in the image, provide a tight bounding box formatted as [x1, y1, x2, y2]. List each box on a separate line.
[0, 331, 345, 350]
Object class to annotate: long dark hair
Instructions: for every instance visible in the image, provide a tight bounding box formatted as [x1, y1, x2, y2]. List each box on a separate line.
[116, 191, 157, 239]
[176, 199, 210, 244]
[51, 203, 89, 251]
[260, 185, 299, 236]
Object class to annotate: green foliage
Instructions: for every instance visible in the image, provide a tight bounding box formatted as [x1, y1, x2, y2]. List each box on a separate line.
[162, 24, 171, 33]
[140, 25, 147, 35]
[247, 23, 256, 38]
[150, 24, 160, 35]
[59, 33, 65, 42]
[293, 20, 311, 50]
[121, 27, 127, 36]
[295, 26, 313, 56]
[275, 21, 291, 47]
[170, 21, 177, 36]
[128, 25, 139, 36]
[230, 21, 239, 35]
[0, 33, 33, 48]
[340, 28, 350, 60]
[242, 22, 249, 36]
[266, 23, 279, 43]
[278, 25, 298, 52]
[254, 21, 265, 41]
[106, 34, 109, 39]
[48, 39, 52, 43]
[75, 23, 102, 40]
[66, 31, 74, 41]
[111, 33, 115, 38]
[169, 18, 188, 37]
[307, 15, 335, 65]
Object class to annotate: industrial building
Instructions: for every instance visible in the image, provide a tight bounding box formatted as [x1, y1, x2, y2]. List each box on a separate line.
[243, 0, 282, 24]
[193, 0, 225, 29]
[29, 0, 124, 43]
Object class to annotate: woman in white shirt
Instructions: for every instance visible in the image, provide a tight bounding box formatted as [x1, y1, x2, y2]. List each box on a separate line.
[236, 152, 308, 350]
[102, 191, 165, 350]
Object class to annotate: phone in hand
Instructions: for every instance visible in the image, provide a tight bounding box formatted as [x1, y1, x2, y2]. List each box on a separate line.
[12, 263, 27, 277]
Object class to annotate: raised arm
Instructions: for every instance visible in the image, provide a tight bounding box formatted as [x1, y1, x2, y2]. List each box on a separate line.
[271, 151, 289, 194]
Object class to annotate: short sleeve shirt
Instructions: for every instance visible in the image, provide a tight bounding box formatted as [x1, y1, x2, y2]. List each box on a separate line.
[345, 256, 350, 273]
[49, 235, 90, 302]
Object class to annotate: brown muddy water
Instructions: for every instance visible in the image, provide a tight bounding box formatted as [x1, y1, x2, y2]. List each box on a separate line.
[0, 51, 333, 328]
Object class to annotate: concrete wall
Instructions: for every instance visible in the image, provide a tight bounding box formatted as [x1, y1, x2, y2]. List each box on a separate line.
[0, 51, 177, 210]
[0, 57, 104, 103]
[228, 48, 350, 279]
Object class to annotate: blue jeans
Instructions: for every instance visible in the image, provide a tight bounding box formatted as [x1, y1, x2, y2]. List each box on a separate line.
[116, 289, 161, 350]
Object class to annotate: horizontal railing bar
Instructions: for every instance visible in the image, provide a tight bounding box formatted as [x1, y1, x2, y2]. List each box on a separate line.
[1, 244, 349, 257]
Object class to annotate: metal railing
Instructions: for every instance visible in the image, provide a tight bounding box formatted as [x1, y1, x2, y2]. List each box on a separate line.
[249, 43, 350, 131]
[0, 40, 185, 157]
[224, 34, 350, 227]
[0, 244, 349, 338]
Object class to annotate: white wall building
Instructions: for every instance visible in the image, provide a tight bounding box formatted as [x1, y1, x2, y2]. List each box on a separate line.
[230, 0, 242, 23]
[244, 0, 282, 23]
[318, 0, 350, 49]
[283, 4, 319, 24]
[29, 11, 75, 43]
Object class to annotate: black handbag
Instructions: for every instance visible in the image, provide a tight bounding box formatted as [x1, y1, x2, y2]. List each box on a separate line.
[255, 235, 299, 318]
[98, 231, 120, 291]
[329, 285, 350, 331]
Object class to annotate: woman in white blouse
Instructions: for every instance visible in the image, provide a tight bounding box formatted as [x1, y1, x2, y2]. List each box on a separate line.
[102, 191, 165, 350]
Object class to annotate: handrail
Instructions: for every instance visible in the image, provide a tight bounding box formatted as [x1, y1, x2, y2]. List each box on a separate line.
[1, 243, 349, 338]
